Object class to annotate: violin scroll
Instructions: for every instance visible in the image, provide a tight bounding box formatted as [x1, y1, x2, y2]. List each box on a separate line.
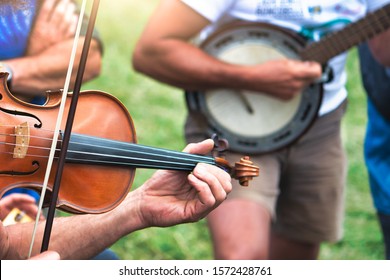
[211, 134, 259, 186]
[232, 156, 260, 187]
[214, 156, 259, 187]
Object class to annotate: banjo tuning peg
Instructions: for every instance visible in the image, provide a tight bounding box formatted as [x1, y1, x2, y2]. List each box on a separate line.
[211, 133, 229, 157]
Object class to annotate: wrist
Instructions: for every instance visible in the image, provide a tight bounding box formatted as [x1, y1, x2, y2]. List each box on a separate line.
[115, 189, 148, 234]
[0, 62, 13, 90]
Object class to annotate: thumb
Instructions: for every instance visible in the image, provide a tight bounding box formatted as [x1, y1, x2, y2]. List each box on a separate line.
[183, 139, 214, 155]
[29, 251, 61, 260]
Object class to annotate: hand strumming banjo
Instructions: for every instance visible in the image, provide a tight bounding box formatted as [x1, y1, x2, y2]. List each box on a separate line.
[186, 4, 390, 154]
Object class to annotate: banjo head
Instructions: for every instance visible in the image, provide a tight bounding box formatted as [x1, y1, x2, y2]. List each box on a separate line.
[186, 22, 322, 154]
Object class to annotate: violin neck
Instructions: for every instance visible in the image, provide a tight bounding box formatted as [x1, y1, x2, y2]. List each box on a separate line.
[65, 133, 216, 171]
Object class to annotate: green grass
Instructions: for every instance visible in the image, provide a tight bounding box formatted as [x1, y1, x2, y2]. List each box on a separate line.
[76, 0, 384, 260]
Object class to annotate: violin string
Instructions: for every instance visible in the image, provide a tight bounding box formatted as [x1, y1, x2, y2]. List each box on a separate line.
[0, 152, 214, 172]
[69, 144, 216, 165]
[0, 128, 214, 167]
[0, 140, 53, 153]
[0, 124, 60, 134]
[0, 148, 211, 169]
[0, 139, 215, 166]
[0, 136, 211, 160]
[0, 130, 209, 159]
[0, 130, 214, 162]
[2, 130, 207, 159]
[0, 132, 54, 142]
[0, 145, 214, 165]
[64, 158, 204, 170]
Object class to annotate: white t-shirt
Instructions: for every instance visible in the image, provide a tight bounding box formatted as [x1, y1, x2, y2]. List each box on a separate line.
[182, 0, 390, 115]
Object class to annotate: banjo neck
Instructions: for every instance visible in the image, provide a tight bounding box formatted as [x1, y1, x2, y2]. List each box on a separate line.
[300, 3, 390, 64]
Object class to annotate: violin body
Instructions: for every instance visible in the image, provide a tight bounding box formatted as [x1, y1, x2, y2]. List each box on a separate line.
[0, 73, 136, 214]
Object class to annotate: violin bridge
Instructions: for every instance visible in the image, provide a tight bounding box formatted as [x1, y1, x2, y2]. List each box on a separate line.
[13, 122, 30, 159]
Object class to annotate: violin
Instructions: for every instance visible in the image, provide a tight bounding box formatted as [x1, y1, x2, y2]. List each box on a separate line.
[0, 73, 259, 215]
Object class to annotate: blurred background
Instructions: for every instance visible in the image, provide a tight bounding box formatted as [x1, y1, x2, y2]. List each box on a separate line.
[76, 0, 383, 259]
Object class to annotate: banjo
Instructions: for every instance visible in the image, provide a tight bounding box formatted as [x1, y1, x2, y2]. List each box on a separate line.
[186, 4, 390, 154]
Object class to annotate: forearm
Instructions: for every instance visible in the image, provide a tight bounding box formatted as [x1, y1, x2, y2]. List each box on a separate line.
[133, 38, 322, 100]
[2, 190, 145, 260]
[6, 38, 101, 97]
[50, 191, 146, 260]
[133, 39, 252, 91]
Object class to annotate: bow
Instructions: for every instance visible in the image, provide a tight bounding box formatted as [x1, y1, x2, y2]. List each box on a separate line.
[28, 0, 100, 257]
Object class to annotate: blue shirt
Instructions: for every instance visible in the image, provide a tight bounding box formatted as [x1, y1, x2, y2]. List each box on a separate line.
[365, 99, 390, 215]
[0, 0, 37, 60]
[359, 43, 390, 215]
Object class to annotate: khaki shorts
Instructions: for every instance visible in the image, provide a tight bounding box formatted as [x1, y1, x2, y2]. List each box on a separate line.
[185, 101, 347, 243]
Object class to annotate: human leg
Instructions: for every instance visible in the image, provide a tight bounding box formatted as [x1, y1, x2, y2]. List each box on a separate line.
[378, 213, 390, 260]
[270, 103, 347, 259]
[185, 114, 278, 260]
[207, 199, 272, 260]
[207, 152, 281, 260]
[269, 233, 319, 260]
[269, 233, 320, 260]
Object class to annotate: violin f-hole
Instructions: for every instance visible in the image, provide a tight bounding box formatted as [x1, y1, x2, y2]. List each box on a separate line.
[0, 160, 40, 176]
[0, 107, 42, 128]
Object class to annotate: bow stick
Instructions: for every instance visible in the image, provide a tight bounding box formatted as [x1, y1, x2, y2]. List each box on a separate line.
[41, 0, 100, 253]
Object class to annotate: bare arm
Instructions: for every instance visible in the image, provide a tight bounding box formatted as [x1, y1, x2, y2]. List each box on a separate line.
[3, 0, 102, 98]
[132, 0, 321, 100]
[7, 39, 101, 96]
[0, 140, 232, 260]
